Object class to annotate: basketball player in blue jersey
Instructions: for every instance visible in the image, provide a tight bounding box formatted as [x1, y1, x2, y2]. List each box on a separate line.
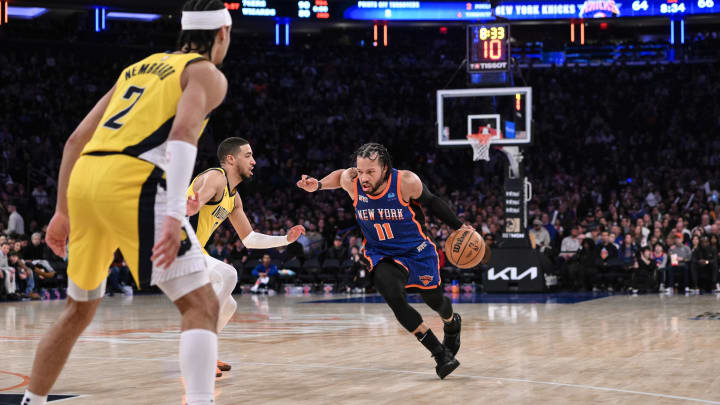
[298, 143, 478, 379]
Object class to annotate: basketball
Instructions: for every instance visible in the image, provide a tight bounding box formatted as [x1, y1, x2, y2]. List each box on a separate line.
[444, 229, 488, 269]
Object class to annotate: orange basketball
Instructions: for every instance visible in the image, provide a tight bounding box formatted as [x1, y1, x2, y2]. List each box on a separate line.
[444, 229, 489, 269]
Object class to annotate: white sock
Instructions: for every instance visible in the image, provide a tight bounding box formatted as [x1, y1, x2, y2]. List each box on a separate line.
[180, 329, 217, 405]
[217, 296, 237, 332]
[21, 390, 47, 405]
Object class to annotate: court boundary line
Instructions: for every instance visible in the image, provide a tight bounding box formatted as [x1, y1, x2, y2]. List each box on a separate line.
[0, 370, 30, 392]
[240, 361, 720, 404]
[3, 355, 719, 404]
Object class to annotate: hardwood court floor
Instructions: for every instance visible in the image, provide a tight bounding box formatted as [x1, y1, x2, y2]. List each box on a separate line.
[1, 292, 720, 404]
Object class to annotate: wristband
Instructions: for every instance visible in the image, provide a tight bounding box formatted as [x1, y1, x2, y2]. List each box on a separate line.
[165, 140, 197, 221]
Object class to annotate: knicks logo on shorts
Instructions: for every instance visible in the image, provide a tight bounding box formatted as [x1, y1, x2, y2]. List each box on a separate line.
[419, 275, 434, 286]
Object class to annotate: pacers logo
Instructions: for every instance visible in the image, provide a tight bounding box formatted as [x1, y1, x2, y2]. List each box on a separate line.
[419, 275, 434, 286]
[211, 206, 231, 221]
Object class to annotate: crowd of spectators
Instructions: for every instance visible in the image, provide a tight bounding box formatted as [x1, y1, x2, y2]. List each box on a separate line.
[1, 20, 720, 299]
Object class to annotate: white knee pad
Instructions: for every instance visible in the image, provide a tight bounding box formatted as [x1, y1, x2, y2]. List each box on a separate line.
[206, 256, 238, 297]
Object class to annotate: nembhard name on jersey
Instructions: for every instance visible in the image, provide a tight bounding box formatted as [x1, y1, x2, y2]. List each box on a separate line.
[124, 62, 176, 81]
[356, 208, 405, 221]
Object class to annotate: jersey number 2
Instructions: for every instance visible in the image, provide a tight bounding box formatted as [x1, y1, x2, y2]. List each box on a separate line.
[103, 86, 145, 130]
[374, 223, 394, 241]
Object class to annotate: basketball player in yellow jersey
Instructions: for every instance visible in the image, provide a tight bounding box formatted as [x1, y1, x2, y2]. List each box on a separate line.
[186, 137, 305, 377]
[22, 2, 231, 404]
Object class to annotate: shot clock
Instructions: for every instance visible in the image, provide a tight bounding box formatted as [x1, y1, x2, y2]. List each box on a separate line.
[467, 24, 510, 73]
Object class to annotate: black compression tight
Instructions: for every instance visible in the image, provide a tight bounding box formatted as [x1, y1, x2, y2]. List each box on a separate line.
[373, 261, 454, 332]
[419, 285, 454, 320]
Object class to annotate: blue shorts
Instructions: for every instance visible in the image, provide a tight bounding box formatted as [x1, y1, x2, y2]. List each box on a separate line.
[365, 242, 441, 290]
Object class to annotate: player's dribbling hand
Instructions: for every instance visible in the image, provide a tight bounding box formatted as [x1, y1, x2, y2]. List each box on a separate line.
[186, 194, 200, 217]
[286, 225, 306, 243]
[46, 212, 70, 259]
[296, 175, 319, 192]
[151, 216, 183, 269]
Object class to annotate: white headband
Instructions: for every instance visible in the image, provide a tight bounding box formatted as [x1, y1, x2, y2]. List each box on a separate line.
[181, 8, 232, 30]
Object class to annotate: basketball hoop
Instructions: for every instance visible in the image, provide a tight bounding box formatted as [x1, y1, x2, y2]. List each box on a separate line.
[467, 126, 495, 162]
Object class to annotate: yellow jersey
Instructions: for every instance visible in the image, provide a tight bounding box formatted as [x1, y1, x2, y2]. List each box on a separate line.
[187, 168, 238, 251]
[82, 52, 209, 164]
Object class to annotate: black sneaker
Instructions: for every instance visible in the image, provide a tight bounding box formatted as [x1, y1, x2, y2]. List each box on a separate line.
[432, 346, 460, 380]
[443, 313, 461, 356]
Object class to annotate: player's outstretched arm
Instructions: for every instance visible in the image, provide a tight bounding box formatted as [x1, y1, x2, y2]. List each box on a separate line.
[228, 195, 306, 249]
[186, 170, 226, 216]
[296, 170, 343, 192]
[152, 61, 227, 269]
[297, 168, 357, 198]
[46, 85, 117, 258]
[400, 170, 469, 232]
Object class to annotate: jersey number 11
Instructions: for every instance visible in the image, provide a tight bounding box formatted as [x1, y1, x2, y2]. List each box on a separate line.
[374, 223, 395, 241]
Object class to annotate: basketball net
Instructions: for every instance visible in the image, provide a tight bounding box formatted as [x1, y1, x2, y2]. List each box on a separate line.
[467, 126, 496, 162]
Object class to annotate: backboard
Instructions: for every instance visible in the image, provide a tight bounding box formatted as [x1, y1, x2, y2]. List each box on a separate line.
[436, 87, 532, 147]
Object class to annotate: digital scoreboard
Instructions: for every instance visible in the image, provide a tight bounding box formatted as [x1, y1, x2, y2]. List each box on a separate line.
[297, 0, 331, 19]
[221, 1, 720, 21]
[342, 0, 719, 20]
[467, 24, 510, 73]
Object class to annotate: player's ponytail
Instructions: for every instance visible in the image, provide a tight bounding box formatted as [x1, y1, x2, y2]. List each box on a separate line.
[176, 0, 227, 56]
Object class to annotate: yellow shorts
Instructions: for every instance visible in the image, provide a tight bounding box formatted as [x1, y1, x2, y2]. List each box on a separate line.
[67, 154, 205, 291]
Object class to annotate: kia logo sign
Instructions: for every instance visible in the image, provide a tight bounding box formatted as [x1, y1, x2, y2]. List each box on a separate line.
[487, 266, 538, 281]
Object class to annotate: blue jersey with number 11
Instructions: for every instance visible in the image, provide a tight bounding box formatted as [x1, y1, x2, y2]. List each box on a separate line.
[353, 169, 430, 256]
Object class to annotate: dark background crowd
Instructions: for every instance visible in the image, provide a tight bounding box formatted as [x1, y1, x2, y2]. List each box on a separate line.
[1, 18, 720, 300]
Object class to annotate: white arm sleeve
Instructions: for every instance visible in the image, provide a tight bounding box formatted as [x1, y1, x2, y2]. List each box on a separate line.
[165, 140, 197, 221]
[242, 231, 290, 249]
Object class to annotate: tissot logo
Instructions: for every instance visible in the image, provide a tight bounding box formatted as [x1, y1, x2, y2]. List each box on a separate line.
[487, 266, 538, 281]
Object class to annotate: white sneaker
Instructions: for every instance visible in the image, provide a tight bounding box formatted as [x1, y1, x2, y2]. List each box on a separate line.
[631, 289, 639, 295]
[659, 283, 665, 292]
[694, 289, 700, 294]
[715, 283, 720, 293]
[665, 287, 673, 294]
[685, 287, 691, 294]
